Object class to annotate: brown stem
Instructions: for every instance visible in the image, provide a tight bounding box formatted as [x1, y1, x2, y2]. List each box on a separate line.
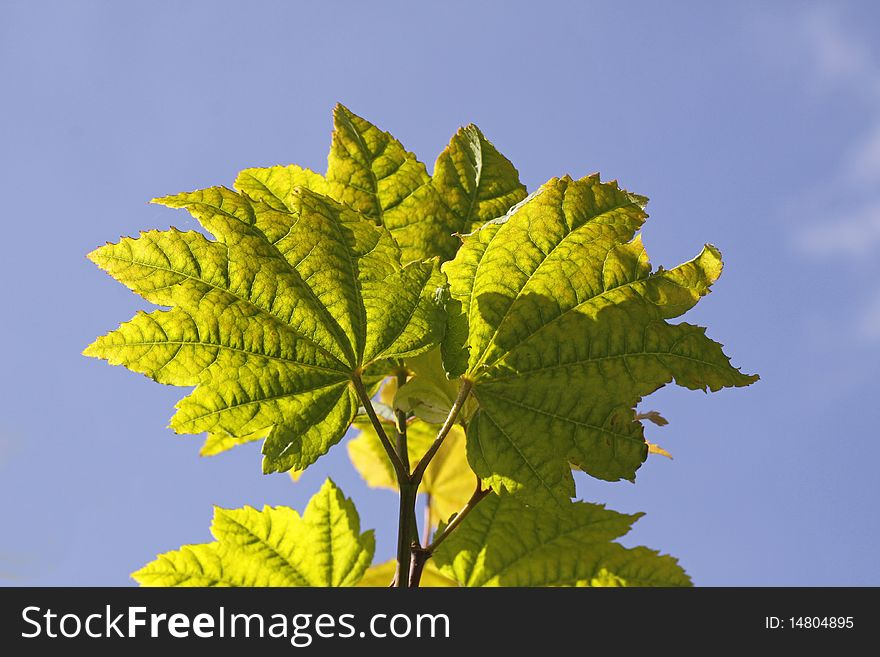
[351, 373, 407, 480]
[395, 481, 419, 589]
[409, 548, 430, 588]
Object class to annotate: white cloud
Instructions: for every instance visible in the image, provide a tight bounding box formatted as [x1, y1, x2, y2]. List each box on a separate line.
[797, 200, 880, 257]
[800, 7, 880, 94]
[791, 7, 880, 258]
[790, 7, 880, 342]
[845, 122, 880, 185]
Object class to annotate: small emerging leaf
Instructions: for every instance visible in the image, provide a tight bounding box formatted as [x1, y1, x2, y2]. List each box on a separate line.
[647, 442, 673, 459]
[636, 410, 669, 426]
[394, 378, 453, 424]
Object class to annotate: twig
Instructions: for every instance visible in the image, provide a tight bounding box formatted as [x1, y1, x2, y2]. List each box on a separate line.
[409, 479, 491, 587]
[425, 478, 490, 555]
[351, 373, 407, 480]
[411, 379, 472, 482]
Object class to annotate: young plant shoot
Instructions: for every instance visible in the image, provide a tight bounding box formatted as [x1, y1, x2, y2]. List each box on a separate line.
[85, 105, 757, 587]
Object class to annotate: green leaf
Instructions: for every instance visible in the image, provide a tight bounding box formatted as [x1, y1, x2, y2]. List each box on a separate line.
[133, 479, 373, 587]
[234, 164, 327, 211]
[443, 175, 758, 504]
[324, 105, 527, 263]
[388, 123, 528, 263]
[326, 104, 431, 260]
[433, 124, 527, 229]
[200, 430, 264, 457]
[432, 493, 691, 587]
[85, 185, 445, 474]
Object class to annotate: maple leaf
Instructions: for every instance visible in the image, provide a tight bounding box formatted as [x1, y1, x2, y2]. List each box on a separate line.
[443, 175, 758, 505]
[84, 185, 444, 473]
[87, 105, 758, 590]
[237, 104, 527, 263]
[133, 479, 373, 586]
[432, 493, 691, 587]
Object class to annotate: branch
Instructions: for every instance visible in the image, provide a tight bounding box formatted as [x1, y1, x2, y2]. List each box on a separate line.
[411, 379, 473, 483]
[410, 478, 491, 587]
[351, 373, 407, 480]
[395, 481, 418, 589]
[426, 478, 491, 554]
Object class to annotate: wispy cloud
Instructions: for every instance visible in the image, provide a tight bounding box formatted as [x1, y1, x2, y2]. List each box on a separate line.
[788, 6, 880, 341]
[799, 7, 880, 97]
[797, 200, 880, 257]
[857, 292, 880, 341]
[845, 122, 880, 186]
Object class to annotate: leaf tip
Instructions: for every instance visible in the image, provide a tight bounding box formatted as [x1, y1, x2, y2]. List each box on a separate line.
[81, 340, 100, 359]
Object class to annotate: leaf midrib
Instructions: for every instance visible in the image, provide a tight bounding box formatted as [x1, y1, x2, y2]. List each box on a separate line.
[98, 252, 349, 371]
[219, 512, 312, 586]
[469, 197, 644, 375]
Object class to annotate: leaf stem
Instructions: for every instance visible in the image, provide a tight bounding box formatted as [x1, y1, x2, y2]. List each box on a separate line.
[411, 379, 473, 483]
[360, 374, 474, 587]
[351, 373, 408, 481]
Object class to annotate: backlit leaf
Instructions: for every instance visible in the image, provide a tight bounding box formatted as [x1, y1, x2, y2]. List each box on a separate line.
[85, 184, 445, 474]
[133, 479, 373, 587]
[443, 175, 758, 505]
[432, 493, 690, 587]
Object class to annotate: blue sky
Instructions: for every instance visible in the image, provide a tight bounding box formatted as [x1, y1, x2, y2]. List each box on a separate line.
[1, 0, 878, 586]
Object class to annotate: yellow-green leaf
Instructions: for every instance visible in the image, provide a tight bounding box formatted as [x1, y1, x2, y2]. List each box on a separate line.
[200, 430, 264, 457]
[133, 479, 373, 587]
[234, 164, 327, 211]
[324, 105, 526, 263]
[443, 175, 758, 505]
[432, 493, 691, 587]
[85, 185, 445, 474]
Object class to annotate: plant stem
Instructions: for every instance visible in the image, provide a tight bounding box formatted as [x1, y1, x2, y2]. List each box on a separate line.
[408, 546, 430, 588]
[395, 481, 419, 589]
[411, 379, 472, 482]
[351, 373, 408, 480]
[409, 478, 491, 587]
[360, 374, 474, 587]
[426, 478, 490, 554]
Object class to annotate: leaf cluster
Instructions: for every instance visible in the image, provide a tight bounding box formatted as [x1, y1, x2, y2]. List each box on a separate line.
[87, 105, 756, 587]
